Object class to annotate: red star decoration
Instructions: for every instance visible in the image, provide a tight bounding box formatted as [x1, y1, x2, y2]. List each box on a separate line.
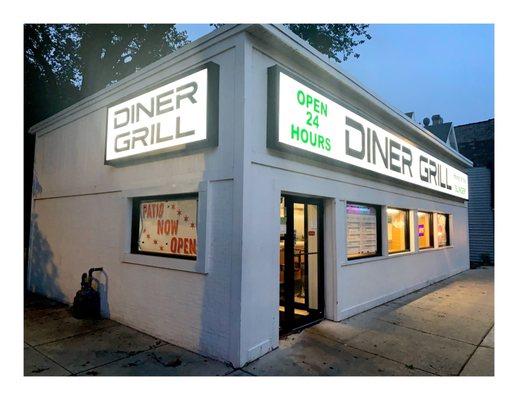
[190, 223, 195, 228]
[153, 239, 158, 244]
[184, 215, 189, 222]
[171, 204, 176, 209]
[177, 209, 182, 215]
[159, 246, 164, 251]
[146, 234, 151, 239]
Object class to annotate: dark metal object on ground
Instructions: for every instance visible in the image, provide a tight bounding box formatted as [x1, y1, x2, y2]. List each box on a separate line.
[72, 267, 103, 319]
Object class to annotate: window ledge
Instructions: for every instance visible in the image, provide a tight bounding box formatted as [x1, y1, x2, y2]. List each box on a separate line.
[121, 252, 206, 274]
[344, 255, 389, 266]
[419, 245, 454, 253]
[342, 245, 454, 267]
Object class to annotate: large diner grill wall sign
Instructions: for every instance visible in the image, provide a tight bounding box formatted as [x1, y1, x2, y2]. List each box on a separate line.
[105, 62, 219, 163]
[267, 65, 469, 200]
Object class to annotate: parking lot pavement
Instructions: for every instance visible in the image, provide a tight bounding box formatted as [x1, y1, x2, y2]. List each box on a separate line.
[25, 267, 493, 376]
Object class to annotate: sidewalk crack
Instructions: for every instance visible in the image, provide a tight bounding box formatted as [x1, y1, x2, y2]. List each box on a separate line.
[25, 342, 74, 376]
[457, 323, 494, 376]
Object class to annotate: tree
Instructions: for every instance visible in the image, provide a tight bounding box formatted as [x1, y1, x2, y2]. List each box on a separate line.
[285, 24, 371, 62]
[24, 24, 371, 126]
[211, 24, 372, 62]
[24, 24, 189, 125]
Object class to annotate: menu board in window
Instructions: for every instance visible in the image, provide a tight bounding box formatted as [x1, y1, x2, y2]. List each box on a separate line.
[347, 203, 379, 259]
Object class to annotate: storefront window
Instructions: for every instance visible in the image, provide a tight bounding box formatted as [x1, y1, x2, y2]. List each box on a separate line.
[418, 211, 434, 250]
[437, 213, 450, 247]
[387, 207, 410, 254]
[347, 202, 381, 260]
[131, 194, 198, 259]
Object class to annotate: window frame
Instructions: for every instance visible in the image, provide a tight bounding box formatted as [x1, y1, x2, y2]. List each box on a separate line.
[436, 213, 451, 248]
[417, 210, 434, 250]
[130, 192, 199, 260]
[346, 201, 382, 261]
[387, 207, 411, 255]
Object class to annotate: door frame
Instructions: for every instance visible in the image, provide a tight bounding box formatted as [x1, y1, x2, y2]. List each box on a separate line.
[280, 194, 325, 334]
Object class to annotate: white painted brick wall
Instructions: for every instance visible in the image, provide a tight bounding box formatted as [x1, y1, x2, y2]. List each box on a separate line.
[28, 43, 242, 365]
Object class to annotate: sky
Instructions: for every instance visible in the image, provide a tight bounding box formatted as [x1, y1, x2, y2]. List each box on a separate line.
[177, 24, 494, 126]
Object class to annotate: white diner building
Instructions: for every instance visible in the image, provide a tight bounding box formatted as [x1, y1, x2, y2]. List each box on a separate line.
[28, 24, 472, 367]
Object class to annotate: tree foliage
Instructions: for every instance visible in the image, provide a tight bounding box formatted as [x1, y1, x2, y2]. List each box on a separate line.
[24, 23, 371, 126]
[24, 24, 189, 126]
[285, 24, 371, 62]
[211, 24, 371, 62]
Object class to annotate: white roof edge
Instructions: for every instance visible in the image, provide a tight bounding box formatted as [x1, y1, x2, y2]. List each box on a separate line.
[28, 23, 472, 168]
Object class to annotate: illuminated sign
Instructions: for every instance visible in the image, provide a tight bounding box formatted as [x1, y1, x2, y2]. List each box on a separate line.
[267, 66, 469, 200]
[106, 63, 219, 162]
[418, 224, 425, 237]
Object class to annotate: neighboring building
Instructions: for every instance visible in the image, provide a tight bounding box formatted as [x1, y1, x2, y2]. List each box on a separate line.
[424, 114, 459, 152]
[455, 119, 494, 265]
[27, 24, 472, 368]
[424, 115, 494, 265]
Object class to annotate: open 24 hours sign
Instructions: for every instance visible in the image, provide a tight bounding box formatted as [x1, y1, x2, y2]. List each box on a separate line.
[267, 66, 469, 200]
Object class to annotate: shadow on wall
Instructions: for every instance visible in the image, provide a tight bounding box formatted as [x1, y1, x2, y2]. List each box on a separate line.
[92, 269, 110, 318]
[27, 212, 66, 303]
[28, 170, 111, 313]
[25, 170, 43, 285]
[28, 212, 112, 318]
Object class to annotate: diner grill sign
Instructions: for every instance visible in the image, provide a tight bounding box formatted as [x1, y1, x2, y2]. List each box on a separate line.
[105, 63, 218, 162]
[267, 66, 469, 200]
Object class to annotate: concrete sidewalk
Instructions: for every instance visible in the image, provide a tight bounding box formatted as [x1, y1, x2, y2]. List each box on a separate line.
[25, 267, 494, 376]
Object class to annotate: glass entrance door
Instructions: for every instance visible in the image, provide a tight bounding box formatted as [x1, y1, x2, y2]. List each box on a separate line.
[279, 195, 324, 334]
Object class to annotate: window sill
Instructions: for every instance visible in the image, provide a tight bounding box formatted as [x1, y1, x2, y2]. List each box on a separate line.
[342, 245, 454, 267]
[419, 245, 454, 253]
[388, 250, 411, 256]
[344, 254, 396, 267]
[121, 252, 206, 274]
